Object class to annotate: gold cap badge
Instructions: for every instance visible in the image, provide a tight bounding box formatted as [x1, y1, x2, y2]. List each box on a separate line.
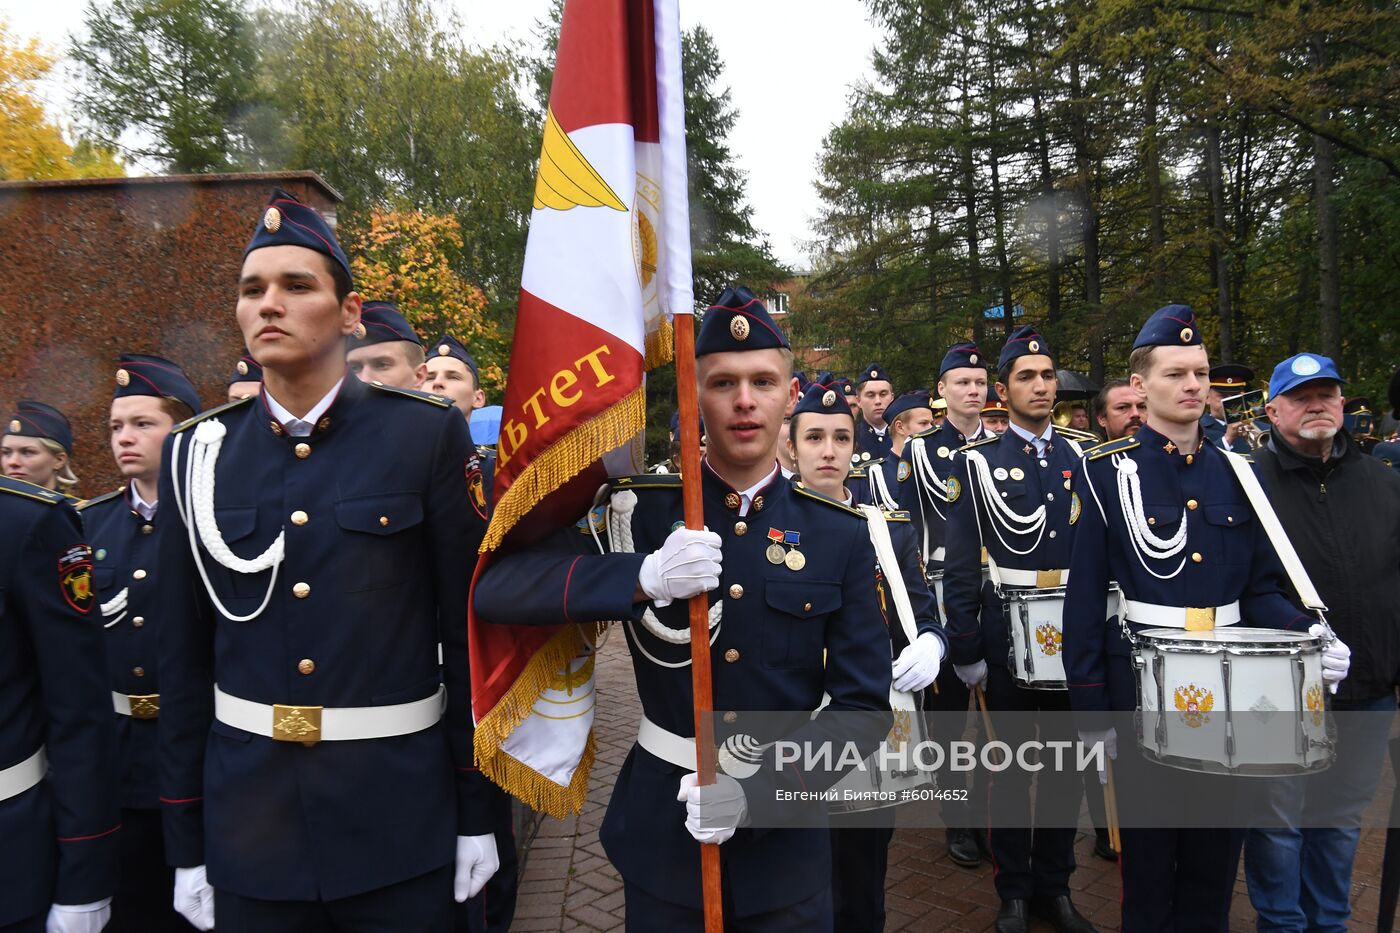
[263, 206, 282, 232]
[870, 369, 878, 378]
[115, 368, 130, 387]
[1029, 340, 1040, 352]
[236, 360, 249, 376]
[352, 322, 367, 339]
[730, 315, 750, 341]
[969, 354, 978, 365]
[822, 389, 837, 406]
[438, 344, 450, 356]
[8, 419, 20, 433]
[1181, 327, 1194, 342]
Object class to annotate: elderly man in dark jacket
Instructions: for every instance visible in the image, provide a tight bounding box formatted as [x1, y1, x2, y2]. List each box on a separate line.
[1243, 352, 1400, 933]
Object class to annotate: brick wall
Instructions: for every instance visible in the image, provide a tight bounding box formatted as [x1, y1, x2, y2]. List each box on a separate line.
[0, 171, 341, 496]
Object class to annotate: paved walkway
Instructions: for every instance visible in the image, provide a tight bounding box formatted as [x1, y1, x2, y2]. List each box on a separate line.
[510, 636, 1391, 931]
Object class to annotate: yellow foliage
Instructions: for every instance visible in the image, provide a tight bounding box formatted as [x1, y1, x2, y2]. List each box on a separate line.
[348, 208, 506, 390]
[0, 21, 123, 180]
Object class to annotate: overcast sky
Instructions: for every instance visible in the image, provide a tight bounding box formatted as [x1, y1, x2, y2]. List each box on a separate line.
[10, 0, 883, 269]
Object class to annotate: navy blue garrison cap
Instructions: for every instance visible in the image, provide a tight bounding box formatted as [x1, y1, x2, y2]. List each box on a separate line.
[114, 354, 201, 417]
[792, 380, 856, 420]
[696, 287, 790, 356]
[429, 333, 479, 383]
[226, 349, 263, 387]
[858, 362, 891, 386]
[1133, 304, 1202, 350]
[883, 390, 935, 424]
[244, 188, 352, 286]
[998, 325, 1053, 372]
[940, 341, 985, 377]
[353, 301, 422, 348]
[6, 400, 73, 454]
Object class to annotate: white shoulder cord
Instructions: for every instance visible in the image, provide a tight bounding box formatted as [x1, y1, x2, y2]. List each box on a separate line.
[910, 438, 948, 564]
[866, 461, 900, 511]
[170, 421, 285, 622]
[592, 489, 722, 668]
[1113, 453, 1187, 580]
[100, 587, 128, 629]
[964, 449, 1045, 557]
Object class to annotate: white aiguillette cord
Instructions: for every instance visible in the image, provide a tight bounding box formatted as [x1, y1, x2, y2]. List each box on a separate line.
[857, 505, 919, 648]
[1221, 451, 1333, 635]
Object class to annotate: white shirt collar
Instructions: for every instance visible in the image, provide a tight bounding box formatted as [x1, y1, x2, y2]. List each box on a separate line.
[264, 378, 344, 438]
[735, 464, 780, 517]
[1007, 419, 1054, 455]
[129, 482, 157, 521]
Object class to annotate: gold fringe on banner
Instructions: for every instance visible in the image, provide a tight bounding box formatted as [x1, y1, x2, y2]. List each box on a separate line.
[645, 319, 674, 370]
[473, 622, 603, 818]
[481, 385, 645, 552]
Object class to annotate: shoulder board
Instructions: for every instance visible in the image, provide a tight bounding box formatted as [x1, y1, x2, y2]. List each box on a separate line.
[881, 509, 911, 522]
[172, 395, 254, 433]
[608, 473, 682, 491]
[0, 475, 67, 506]
[792, 483, 866, 518]
[1057, 427, 1100, 443]
[963, 434, 1000, 450]
[369, 383, 451, 408]
[848, 464, 869, 479]
[75, 488, 124, 512]
[1086, 436, 1139, 461]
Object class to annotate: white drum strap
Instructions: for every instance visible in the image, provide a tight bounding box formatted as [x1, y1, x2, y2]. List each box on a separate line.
[1114, 453, 1187, 579]
[857, 505, 919, 649]
[169, 422, 285, 623]
[965, 449, 1044, 558]
[866, 462, 900, 511]
[100, 586, 128, 629]
[1222, 451, 1328, 615]
[596, 489, 722, 667]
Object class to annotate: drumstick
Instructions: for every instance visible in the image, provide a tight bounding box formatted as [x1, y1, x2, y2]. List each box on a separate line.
[1104, 758, 1122, 854]
[973, 684, 1010, 769]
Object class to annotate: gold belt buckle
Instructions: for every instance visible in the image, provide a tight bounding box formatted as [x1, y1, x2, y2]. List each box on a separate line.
[1036, 570, 1063, 589]
[272, 704, 323, 745]
[128, 694, 160, 720]
[1184, 607, 1216, 631]
[980, 547, 989, 565]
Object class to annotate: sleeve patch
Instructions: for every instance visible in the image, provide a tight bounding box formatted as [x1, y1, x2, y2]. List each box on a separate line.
[58, 544, 95, 614]
[1070, 492, 1082, 525]
[897, 461, 911, 482]
[946, 476, 961, 502]
[465, 456, 489, 521]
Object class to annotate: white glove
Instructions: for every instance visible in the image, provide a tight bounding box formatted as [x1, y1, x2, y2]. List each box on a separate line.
[638, 527, 723, 607]
[893, 632, 944, 692]
[677, 772, 748, 845]
[45, 900, 111, 933]
[1312, 624, 1352, 694]
[1079, 728, 1118, 785]
[173, 865, 215, 931]
[453, 834, 500, 902]
[953, 660, 987, 690]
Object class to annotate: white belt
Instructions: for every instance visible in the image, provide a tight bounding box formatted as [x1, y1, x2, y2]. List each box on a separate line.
[1124, 600, 1241, 630]
[214, 685, 445, 744]
[112, 691, 160, 719]
[929, 547, 946, 562]
[0, 748, 46, 803]
[637, 716, 697, 771]
[997, 567, 1070, 589]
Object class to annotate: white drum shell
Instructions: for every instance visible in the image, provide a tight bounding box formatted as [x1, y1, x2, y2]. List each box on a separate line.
[827, 688, 935, 813]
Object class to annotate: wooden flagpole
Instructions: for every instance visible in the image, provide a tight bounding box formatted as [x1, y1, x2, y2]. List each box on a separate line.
[672, 310, 724, 931]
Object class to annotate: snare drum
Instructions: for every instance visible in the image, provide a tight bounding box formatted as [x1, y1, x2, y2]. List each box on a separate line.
[1133, 627, 1333, 776]
[827, 688, 935, 813]
[1004, 585, 1122, 690]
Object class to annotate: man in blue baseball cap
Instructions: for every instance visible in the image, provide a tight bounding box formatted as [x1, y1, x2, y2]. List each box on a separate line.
[1236, 353, 1399, 932]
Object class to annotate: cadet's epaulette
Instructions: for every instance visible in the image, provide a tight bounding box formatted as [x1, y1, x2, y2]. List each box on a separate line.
[962, 434, 1000, 451]
[608, 473, 682, 491]
[368, 383, 451, 408]
[172, 395, 254, 433]
[848, 464, 869, 479]
[881, 509, 911, 522]
[1085, 436, 1139, 461]
[75, 488, 124, 512]
[911, 425, 942, 442]
[0, 475, 67, 506]
[792, 483, 866, 518]
[1056, 427, 1100, 444]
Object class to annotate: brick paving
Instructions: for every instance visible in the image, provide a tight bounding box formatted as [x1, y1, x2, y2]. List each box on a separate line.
[511, 635, 1391, 931]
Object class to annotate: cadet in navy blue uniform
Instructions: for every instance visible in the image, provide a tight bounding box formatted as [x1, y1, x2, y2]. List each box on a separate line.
[78, 354, 203, 932]
[474, 288, 893, 933]
[854, 362, 896, 462]
[982, 386, 1011, 434]
[3, 400, 81, 498]
[0, 478, 120, 933]
[226, 349, 263, 402]
[1062, 306, 1320, 933]
[785, 380, 946, 933]
[155, 189, 499, 932]
[851, 390, 934, 510]
[347, 300, 426, 389]
[1201, 363, 1254, 454]
[896, 342, 996, 868]
[941, 326, 1095, 933]
[425, 333, 497, 515]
